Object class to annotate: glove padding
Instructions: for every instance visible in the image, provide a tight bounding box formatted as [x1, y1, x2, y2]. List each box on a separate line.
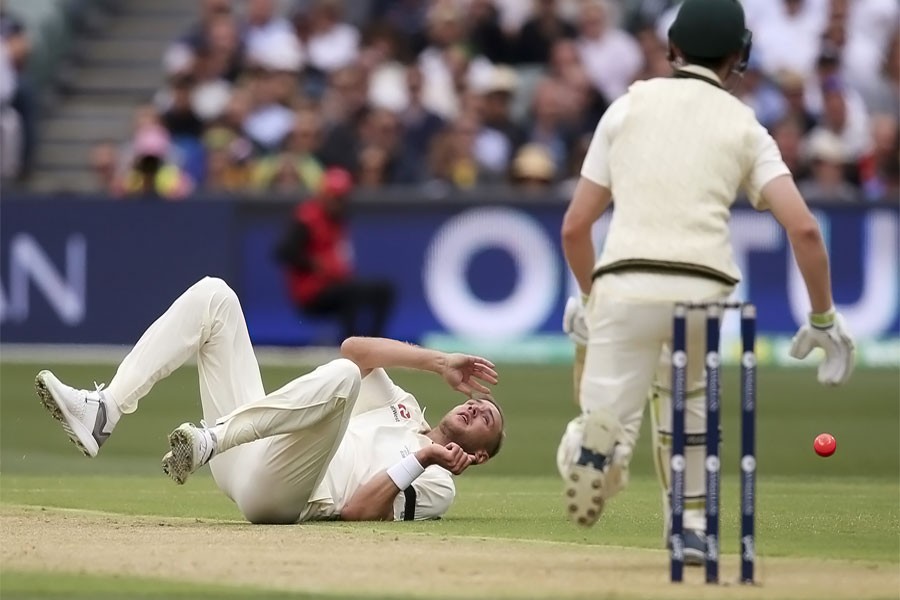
[563, 296, 589, 346]
[789, 311, 855, 386]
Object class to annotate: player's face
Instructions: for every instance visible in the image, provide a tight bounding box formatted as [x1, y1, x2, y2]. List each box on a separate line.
[441, 398, 503, 456]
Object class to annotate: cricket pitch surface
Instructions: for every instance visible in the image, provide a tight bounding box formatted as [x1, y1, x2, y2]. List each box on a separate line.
[3, 505, 897, 600]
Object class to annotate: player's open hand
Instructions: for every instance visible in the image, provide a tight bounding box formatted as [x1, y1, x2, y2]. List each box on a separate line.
[789, 311, 855, 386]
[440, 353, 498, 397]
[423, 442, 477, 475]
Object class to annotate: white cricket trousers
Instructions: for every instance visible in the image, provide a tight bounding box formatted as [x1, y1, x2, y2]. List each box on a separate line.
[577, 272, 732, 532]
[103, 277, 361, 524]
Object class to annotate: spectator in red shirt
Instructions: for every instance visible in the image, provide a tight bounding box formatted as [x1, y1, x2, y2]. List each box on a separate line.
[275, 167, 395, 342]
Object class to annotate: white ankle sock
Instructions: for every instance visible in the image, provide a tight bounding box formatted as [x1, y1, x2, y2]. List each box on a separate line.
[100, 390, 123, 428]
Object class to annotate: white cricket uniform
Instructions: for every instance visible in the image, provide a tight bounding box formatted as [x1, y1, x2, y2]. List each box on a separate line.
[103, 277, 453, 524]
[561, 65, 789, 532]
[300, 369, 455, 522]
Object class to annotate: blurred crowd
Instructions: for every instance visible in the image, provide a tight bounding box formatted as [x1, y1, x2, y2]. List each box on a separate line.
[28, 0, 900, 201]
[0, 7, 35, 182]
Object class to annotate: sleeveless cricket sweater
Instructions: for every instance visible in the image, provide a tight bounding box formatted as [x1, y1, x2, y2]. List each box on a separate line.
[584, 66, 788, 285]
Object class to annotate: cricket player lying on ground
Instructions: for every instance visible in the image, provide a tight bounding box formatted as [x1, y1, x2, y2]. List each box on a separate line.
[35, 277, 504, 523]
[554, 0, 855, 565]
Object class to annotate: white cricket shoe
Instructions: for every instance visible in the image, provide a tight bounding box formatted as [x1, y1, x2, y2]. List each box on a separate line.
[161, 422, 217, 485]
[35, 370, 115, 458]
[564, 409, 624, 528]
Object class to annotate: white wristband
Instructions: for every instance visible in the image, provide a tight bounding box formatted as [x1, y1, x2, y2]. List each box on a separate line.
[386, 454, 425, 490]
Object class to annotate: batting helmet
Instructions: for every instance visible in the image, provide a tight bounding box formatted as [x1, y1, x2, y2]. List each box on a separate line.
[669, 0, 751, 67]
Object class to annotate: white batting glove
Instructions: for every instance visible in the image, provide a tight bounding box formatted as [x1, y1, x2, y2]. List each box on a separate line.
[562, 296, 589, 346]
[789, 308, 855, 386]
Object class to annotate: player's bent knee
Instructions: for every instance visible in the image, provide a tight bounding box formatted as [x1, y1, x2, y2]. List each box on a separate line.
[194, 276, 238, 305]
[325, 358, 362, 388]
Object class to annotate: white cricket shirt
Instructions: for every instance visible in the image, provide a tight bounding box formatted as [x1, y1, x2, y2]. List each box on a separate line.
[299, 368, 455, 521]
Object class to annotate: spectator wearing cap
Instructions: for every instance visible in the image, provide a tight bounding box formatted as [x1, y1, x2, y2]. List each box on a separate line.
[471, 65, 527, 179]
[510, 143, 557, 191]
[275, 167, 396, 342]
[513, 0, 577, 64]
[576, 0, 643, 101]
[798, 129, 860, 202]
[121, 126, 195, 200]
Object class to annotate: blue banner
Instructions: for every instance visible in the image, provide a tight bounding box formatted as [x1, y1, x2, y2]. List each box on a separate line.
[242, 203, 900, 346]
[1, 198, 897, 348]
[0, 199, 234, 344]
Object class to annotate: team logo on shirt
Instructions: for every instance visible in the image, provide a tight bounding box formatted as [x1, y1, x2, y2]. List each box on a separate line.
[390, 403, 411, 422]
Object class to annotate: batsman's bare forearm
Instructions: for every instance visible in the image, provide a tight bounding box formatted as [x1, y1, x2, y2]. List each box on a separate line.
[763, 176, 834, 314]
[561, 178, 612, 295]
[562, 231, 596, 296]
[341, 337, 446, 378]
[788, 228, 833, 314]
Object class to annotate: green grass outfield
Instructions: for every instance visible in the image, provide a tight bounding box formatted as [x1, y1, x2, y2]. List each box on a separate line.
[1, 361, 898, 599]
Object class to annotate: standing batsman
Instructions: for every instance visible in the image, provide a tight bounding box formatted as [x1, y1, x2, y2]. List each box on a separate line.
[556, 0, 855, 564]
[36, 277, 504, 523]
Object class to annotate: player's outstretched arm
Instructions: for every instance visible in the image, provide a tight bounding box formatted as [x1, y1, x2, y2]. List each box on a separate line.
[340, 443, 474, 521]
[763, 175, 833, 314]
[340, 337, 498, 395]
[763, 175, 855, 385]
